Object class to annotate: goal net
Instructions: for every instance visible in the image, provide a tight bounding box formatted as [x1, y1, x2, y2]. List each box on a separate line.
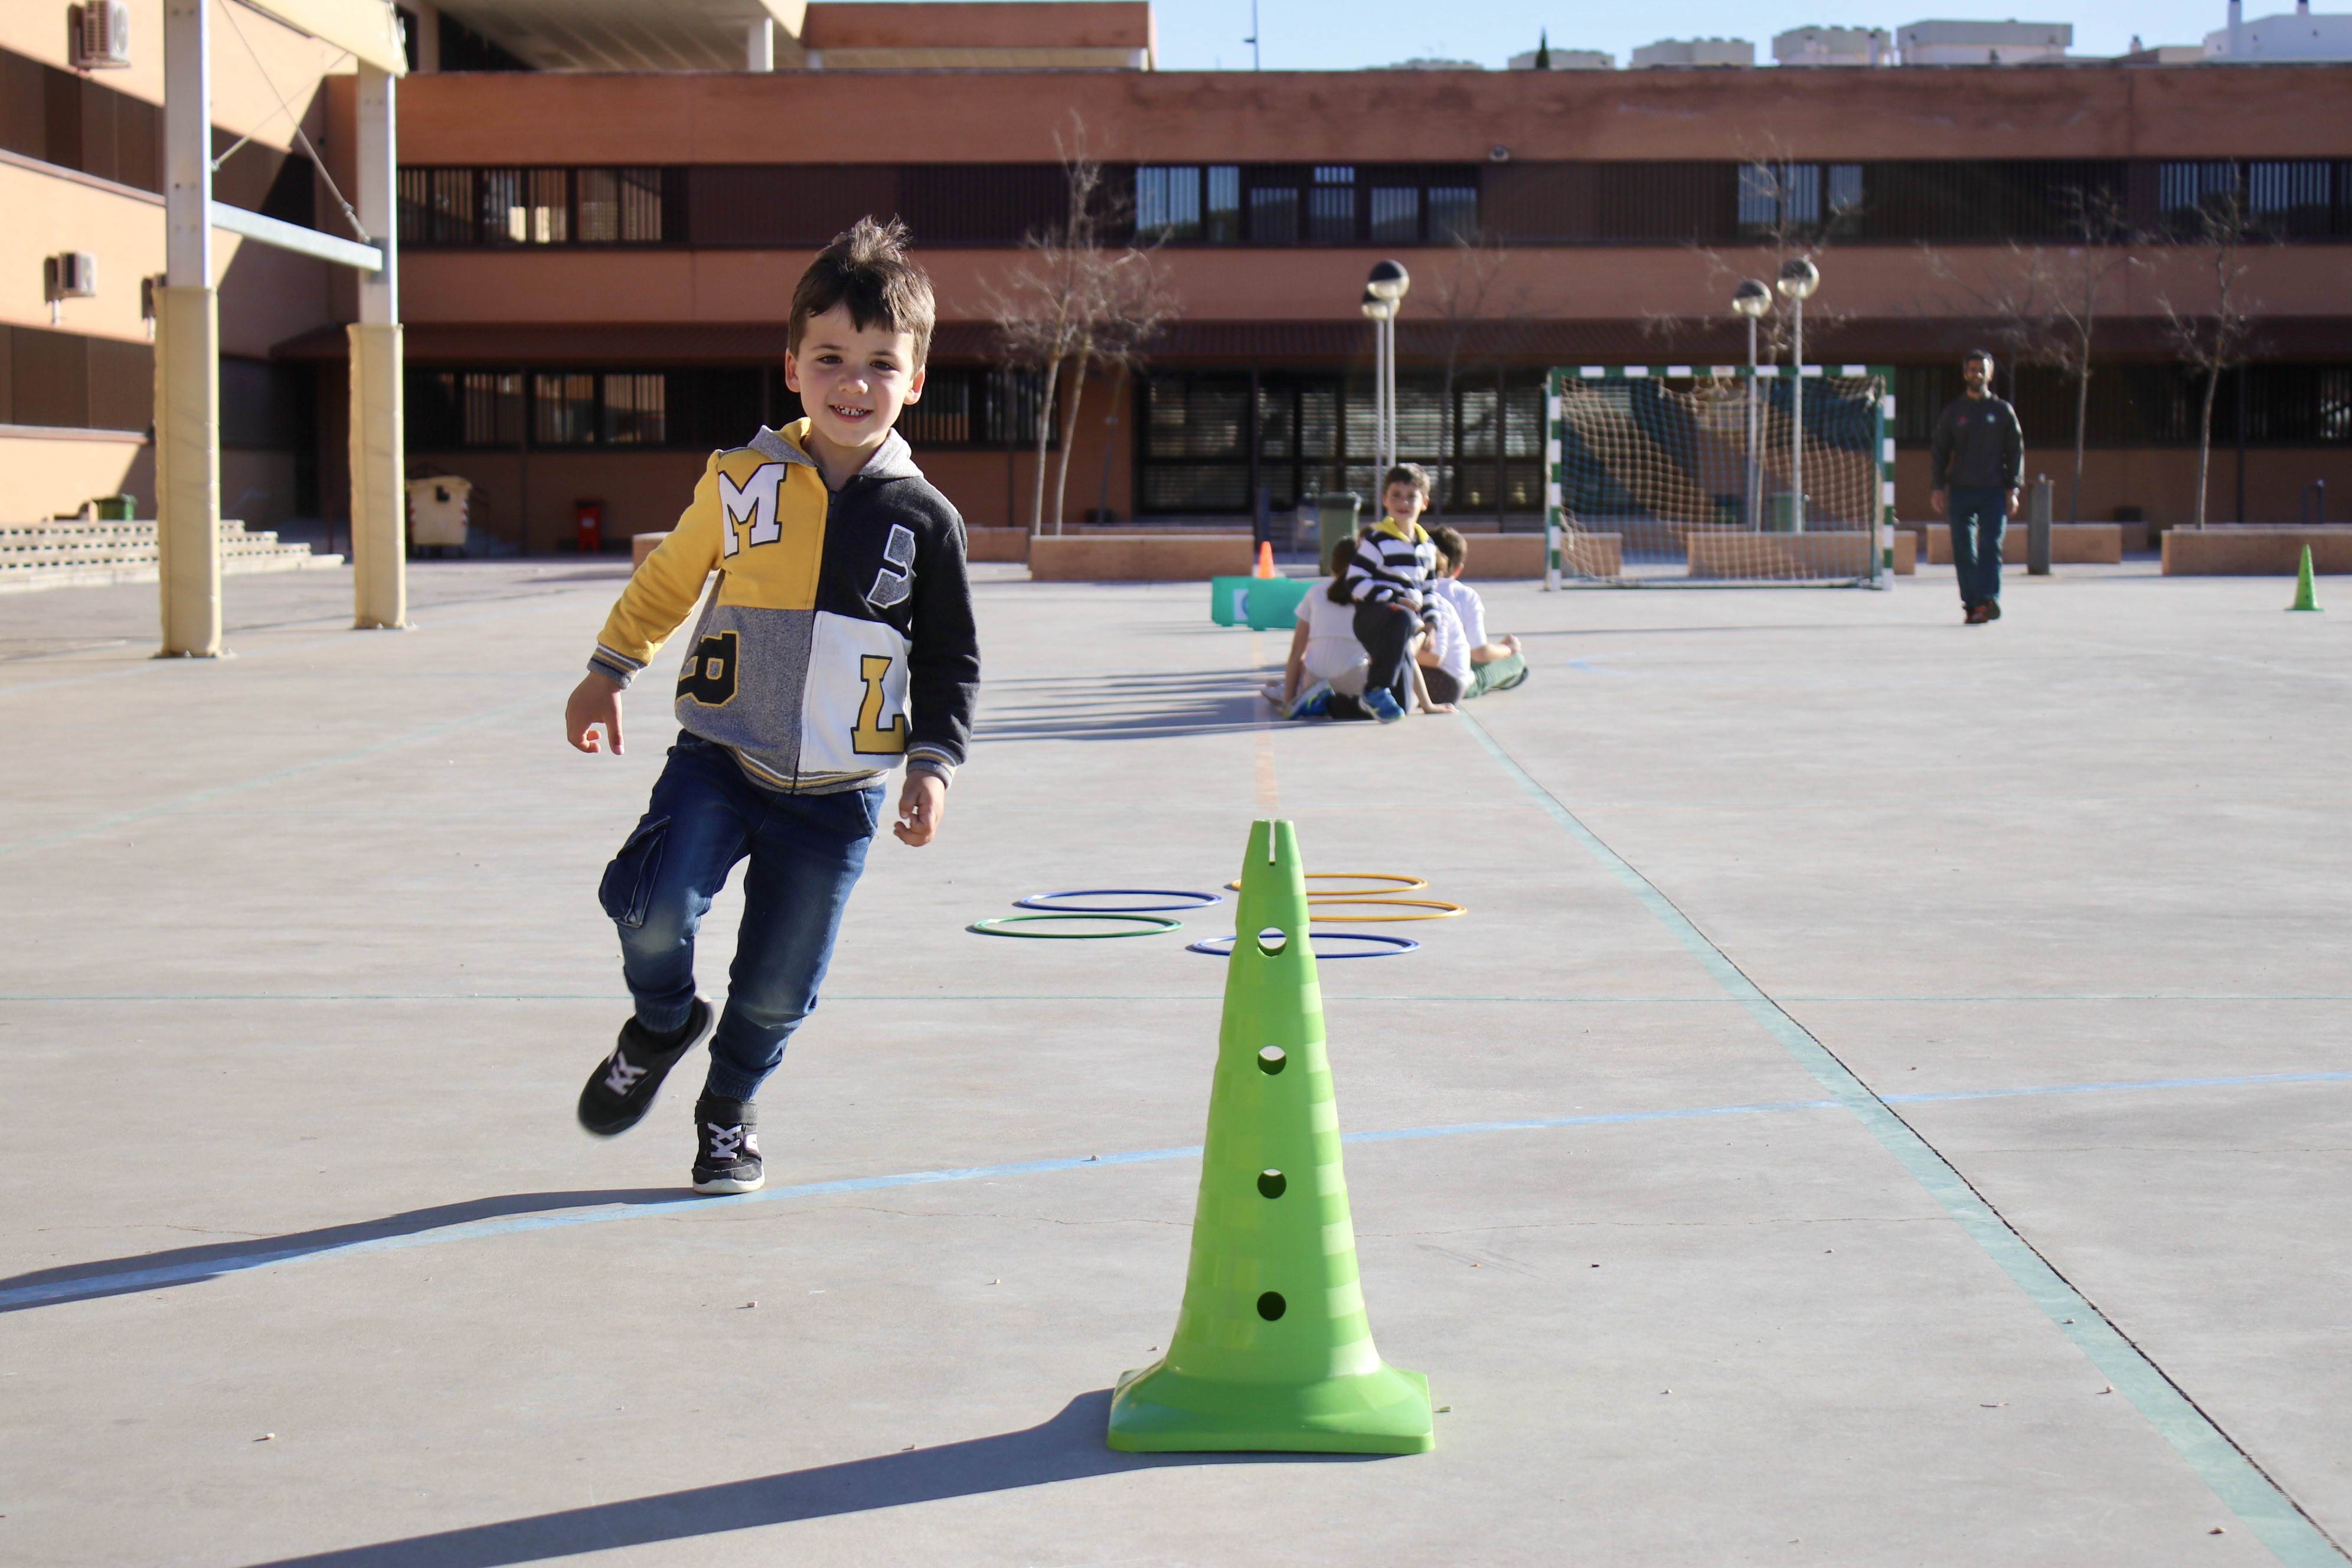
[1543, 365, 1893, 586]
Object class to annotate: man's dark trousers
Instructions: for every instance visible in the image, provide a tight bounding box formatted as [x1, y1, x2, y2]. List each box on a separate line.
[1947, 487, 2008, 609]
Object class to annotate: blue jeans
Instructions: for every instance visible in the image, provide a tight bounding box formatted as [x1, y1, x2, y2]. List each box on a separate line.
[1947, 487, 2008, 606]
[599, 733, 883, 1102]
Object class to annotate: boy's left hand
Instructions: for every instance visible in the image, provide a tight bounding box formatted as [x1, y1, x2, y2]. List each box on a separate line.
[894, 772, 947, 847]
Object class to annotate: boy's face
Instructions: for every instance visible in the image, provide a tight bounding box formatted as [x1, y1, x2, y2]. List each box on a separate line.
[785, 303, 925, 456]
[1383, 481, 1427, 525]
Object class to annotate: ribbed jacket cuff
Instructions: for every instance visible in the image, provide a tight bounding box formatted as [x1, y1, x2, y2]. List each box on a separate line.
[589, 646, 645, 690]
[907, 749, 958, 786]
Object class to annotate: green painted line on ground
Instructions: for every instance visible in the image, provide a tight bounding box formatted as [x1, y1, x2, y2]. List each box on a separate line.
[1456, 708, 2348, 1567]
[0, 688, 564, 859]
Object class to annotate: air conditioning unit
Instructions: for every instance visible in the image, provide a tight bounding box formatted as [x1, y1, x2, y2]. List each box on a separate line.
[68, 2, 132, 69]
[45, 251, 98, 301]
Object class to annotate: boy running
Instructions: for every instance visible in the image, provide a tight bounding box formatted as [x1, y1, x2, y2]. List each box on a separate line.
[560, 218, 978, 1194]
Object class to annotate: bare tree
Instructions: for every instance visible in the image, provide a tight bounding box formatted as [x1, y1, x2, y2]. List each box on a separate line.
[989, 117, 1178, 535]
[1411, 230, 1524, 518]
[2158, 190, 2263, 529]
[1675, 156, 1865, 362]
[1920, 187, 2137, 523]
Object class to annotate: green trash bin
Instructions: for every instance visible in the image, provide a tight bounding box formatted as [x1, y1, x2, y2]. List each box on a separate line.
[92, 494, 136, 522]
[1315, 492, 1362, 570]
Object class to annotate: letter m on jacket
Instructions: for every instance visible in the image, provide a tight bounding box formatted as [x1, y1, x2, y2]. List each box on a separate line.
[718, 462, 784, 557]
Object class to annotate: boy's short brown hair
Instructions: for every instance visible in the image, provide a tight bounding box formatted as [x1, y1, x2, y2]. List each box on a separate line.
[1383, 462, 1433, 499]
[789, 216, 936, 367]
[1430, 525, 1468, 572]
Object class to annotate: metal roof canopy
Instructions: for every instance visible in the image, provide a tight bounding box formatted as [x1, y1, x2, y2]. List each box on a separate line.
[437, 0, 809, 71]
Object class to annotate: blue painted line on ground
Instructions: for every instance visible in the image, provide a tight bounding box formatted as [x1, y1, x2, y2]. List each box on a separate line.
[1455, 707, 2348, 1567]
[5, 1070, 2344, 1315]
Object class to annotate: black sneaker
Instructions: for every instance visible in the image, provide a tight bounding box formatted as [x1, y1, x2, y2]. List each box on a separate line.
[576, 998, 713, 1137]
[692, 1095, 764, 1194]
[1983, 599, 2003, 621]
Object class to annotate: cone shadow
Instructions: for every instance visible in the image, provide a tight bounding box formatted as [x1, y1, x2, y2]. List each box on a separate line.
[240, 1393, 1385, 1567]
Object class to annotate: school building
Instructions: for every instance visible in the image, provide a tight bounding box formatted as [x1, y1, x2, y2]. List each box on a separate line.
[7, 0, 2351, 553]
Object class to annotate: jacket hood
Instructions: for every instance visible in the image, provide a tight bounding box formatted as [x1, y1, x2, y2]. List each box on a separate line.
[751, 420, 923, 483]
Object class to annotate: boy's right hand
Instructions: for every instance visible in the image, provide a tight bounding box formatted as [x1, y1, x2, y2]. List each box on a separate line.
[566, 672, 625, 754]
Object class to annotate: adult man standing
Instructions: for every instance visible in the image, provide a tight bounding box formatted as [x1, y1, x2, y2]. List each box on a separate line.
[1929, 350, 2025, 625]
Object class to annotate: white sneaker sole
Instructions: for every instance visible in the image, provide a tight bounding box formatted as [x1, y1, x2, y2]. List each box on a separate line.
[692, 1171, 766, 1195]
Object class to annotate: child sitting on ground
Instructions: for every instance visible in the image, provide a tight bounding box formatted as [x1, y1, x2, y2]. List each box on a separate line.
[559, 218, 979, 1195]
[1337, 463, 1442, 724]
[1270, 538, 1370, 718]
[1427, 525, 1528, 696]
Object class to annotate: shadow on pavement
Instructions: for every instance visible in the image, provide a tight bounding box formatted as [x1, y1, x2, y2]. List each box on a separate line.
[243, 1391, 1381, 1567]
[0, 1188, 701, 1312]
[976, 669, 1273, 743]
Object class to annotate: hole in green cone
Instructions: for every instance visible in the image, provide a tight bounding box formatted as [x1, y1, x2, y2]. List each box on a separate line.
[1257, 1169, 1286, 1199]
[1257, 1291, 1286, 1321]
[1255, 926, 1288, 956]
[1257, 1046, 1286, 1074]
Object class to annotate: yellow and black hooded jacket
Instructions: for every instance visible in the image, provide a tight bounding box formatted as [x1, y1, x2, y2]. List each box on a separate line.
[587, 420, 978, 795]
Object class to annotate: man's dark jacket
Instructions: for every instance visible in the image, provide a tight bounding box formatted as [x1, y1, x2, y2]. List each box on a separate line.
[1929, 394, 2024, 491]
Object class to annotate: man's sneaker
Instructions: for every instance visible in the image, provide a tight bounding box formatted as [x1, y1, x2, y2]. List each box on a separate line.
[1361, 687, 1407, 724]
[576, 998, 713, 1137]
[692, 1095, 764, 1194]
[1283, 680, 1332, 720]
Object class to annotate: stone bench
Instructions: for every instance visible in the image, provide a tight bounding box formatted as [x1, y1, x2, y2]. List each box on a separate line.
[1687, 531, 1874, 579]
[2161, 527, 2352, 575]
[1920, 522, 2122, 566]
[0, 521, 338, 593]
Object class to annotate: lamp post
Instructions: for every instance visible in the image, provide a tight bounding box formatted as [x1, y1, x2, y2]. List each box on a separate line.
[1366, 260, 1409, 475]
[1732, 279, 1771, 531]
[1360, 290, 1392, 475]
[1776, 257, 1819, 533]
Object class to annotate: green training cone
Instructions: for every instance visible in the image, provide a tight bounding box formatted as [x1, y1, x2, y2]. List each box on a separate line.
[1106, 818, 1433, 1455]
[2290, 545, 2321, 612]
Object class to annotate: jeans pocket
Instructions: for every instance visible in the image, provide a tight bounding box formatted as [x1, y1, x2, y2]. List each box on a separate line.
[598, 815, 670, 929]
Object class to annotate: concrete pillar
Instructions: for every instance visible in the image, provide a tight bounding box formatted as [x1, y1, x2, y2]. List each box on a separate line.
[157, 0, 220, 656]
[747, 17, 774, 69]
[349, 62, 407, 629]
[154, 286, 221, 655]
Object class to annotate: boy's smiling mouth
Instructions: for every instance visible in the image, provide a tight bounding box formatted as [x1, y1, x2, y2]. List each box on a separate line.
[829, 401, 873, 421]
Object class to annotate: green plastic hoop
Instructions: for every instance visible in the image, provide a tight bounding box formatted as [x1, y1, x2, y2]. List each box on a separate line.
[968, 913, 1184, 939]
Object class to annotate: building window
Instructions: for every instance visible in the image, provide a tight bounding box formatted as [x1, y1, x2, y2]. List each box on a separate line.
[1249, 184, 1300, 244]
[1308, 166, 1357, 244]
[601, 373, 667, 445]
[1368, 187, 1420, 243]
[1137, 370, 1543, 518]
[1206, 166, 1242, 242]
[894, 367, 1050, 447]
[1737, 163, 1860, 236]
[533, 373, 596, 443]
[2248, 160, 2338, 238]
[1137, 166, 1202, 241]
[2160, 160, 2241, 234]
[397, 167, 669, 246]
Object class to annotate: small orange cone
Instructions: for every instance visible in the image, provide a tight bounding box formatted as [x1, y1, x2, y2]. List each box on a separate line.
[1253, 541, 1277, 579]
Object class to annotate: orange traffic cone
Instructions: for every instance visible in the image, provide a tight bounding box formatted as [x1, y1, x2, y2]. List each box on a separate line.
[1253, 541, 1277, 579]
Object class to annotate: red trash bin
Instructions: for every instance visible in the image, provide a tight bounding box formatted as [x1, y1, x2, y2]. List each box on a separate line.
[576, 499, 604, 554]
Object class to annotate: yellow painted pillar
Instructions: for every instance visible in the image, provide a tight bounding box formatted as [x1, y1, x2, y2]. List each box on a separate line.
[153, 285, 222, 656]
[348, 322, 407, 628]
[156, 0, 220, 657]
[349, 61, 407, 630]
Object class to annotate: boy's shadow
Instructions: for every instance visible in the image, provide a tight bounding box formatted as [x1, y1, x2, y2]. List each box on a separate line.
[246, 1390, 1385, 1567]
[0, 1188, 701, 1312]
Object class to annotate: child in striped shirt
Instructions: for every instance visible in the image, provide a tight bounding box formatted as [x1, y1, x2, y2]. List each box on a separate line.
[1340, 463, 1440, 724]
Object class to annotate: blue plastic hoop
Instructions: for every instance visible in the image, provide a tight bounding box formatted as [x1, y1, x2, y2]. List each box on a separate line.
[1016, 887, 1224, 914]
[1185, 931, 1420, 959]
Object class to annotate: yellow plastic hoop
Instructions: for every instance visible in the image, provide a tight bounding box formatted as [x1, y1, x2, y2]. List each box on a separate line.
[1304, 897, 1466, 923]
[1223, 872, 1430, 895]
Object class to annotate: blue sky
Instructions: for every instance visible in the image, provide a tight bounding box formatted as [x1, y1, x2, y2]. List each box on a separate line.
[1144, 0, 2243, 68]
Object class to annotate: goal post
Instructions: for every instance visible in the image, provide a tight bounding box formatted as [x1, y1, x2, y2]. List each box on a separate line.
[1543, 364, 1896, 588]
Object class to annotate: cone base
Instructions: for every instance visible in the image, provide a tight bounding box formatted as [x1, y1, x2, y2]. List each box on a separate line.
[1105, 1360, 1434, 1455]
